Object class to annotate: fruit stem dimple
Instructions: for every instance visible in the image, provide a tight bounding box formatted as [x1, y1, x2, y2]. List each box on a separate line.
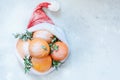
[41, 45, 47, 51]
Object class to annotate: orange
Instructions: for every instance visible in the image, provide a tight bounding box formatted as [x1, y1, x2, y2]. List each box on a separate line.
[16, 39, 30, 58]
[31, 56, 52, 72]
[33, 30, 53, 43]
[51, 41, 68, 61]
[29, 38, 50, 58]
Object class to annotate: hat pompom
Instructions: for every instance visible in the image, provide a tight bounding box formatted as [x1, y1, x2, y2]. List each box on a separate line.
[48, 1, 60, 12]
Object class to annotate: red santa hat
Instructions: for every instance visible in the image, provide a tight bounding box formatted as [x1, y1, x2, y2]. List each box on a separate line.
[27, 1, 60, 29]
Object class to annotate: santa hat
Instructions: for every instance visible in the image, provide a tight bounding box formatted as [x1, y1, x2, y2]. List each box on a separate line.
[27, 1, 60, 29]
[15, 1, 70, 75]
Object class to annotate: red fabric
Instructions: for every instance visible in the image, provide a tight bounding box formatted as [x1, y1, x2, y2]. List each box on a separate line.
[27, 2, 54, 29]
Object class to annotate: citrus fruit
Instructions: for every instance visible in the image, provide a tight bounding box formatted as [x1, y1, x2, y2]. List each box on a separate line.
[16, 39, 30, 58]
[31, 55, 52, 72]
[51, 41, 68, 61]
[33, 30, 53, 43]
[29, 38, 50, 58]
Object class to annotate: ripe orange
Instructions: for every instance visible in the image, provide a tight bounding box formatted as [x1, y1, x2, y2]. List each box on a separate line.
[16, 39, 30, 58]
[51, 41, 68, 61]
[29, 38, 50, 58]
[31, 56, 52, 72]
[33, 30, 53, 43]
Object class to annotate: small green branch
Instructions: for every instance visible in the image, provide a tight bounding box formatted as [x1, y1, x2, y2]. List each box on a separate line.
[13, 30, 33, 41]
[52, 60, 61, 70]
[23, 56, 32, 73]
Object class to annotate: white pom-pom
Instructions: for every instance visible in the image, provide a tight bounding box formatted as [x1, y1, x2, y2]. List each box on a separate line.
[48, 1, 60, 12]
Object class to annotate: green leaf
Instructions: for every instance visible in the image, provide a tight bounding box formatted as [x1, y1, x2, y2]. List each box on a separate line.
[13, 33, 20, 38]
[23, 56, 32, 73]
[49, 36, 60, 54]
[53, 44, 59, 51]
[50, 44, 59, 53]
[49, 43, 53, 47]
[51, 36, 58, 43]
[52, 60, 61, 70]
[13, 30, 33, 41]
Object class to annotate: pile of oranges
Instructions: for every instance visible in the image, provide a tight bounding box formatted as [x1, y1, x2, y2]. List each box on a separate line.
[15, 30, 68, 73]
